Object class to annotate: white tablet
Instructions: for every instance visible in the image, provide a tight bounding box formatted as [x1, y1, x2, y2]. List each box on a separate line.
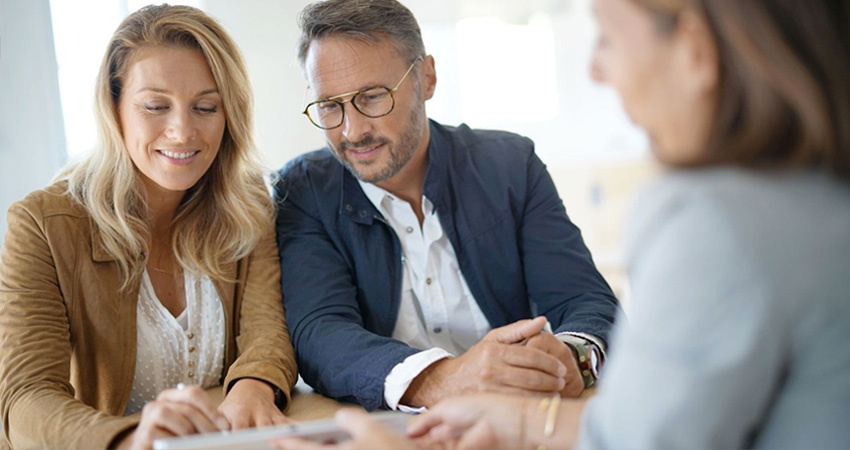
[152, 411, 407, 450]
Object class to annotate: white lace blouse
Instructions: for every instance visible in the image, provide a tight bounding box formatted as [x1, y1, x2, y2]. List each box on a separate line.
[124, 269, 226, 415]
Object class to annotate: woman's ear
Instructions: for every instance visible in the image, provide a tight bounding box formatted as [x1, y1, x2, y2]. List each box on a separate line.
[674, 10, 719, 96]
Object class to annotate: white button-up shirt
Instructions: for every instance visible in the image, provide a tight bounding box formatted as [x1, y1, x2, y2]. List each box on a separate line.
[359, 181, 491, 411]
[124, 269, 225, 415]
[359, 181, 606, 411]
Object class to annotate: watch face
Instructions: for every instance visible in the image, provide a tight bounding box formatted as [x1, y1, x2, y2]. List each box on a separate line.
[589, 346, 601, 378]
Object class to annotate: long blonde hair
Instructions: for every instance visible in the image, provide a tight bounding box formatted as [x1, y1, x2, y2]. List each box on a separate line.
[57, 4, 274, 289]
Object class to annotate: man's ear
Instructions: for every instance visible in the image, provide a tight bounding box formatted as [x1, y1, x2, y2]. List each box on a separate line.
[420, 55, 437, 101]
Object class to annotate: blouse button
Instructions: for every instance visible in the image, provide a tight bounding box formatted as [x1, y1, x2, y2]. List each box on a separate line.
[188, 361, 196, 367]
[406, 226, 414, 234]
[187, 332, 194, 339]
[188, 371, 195, 378]
[426, 278, 433, 285]
[189, 346, 196, 353]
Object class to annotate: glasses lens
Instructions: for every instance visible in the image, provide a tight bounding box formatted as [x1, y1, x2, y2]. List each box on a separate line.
[353, 87, 394, 118]
[307, 101, 343, 129]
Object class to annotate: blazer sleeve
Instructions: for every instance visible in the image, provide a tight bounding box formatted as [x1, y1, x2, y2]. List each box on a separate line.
[577, 188, 786, 449]
[223, 221, 298, 411]
[275, 178, 419, 411]
[520, 152, 621, 345]
[0, 201, 138, 450]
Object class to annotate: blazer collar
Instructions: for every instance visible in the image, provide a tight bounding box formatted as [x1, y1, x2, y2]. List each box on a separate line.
[422, 119, 450, 212]
[339, 165, 382, 225]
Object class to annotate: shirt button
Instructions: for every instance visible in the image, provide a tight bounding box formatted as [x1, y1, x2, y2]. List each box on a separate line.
[434, 327, 442, 333]
[188, 371, 195, 378]
[426, 278, 432, 285]
[406, 226, 414, 233]
[187, 332, 194, 339]
[189, 346, 196, 353]
[188, 361, 196, 367]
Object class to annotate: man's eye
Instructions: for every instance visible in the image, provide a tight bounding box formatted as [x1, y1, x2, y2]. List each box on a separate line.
[361, 91, 388, 102]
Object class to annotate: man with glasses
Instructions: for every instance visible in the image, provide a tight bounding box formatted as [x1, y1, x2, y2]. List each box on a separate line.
[275, 0, 620, 412]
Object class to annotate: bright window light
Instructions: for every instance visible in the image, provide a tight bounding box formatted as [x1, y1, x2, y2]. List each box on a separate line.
[455, 14, 559, 126]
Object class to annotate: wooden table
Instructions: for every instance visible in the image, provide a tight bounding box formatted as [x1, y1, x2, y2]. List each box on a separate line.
[207, 381, 594, 421]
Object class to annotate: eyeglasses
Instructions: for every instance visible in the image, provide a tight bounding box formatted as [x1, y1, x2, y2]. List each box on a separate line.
[302, 57, 423, 130]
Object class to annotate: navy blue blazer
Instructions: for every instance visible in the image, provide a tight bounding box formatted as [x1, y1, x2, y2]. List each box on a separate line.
[275, 120, 619, 410]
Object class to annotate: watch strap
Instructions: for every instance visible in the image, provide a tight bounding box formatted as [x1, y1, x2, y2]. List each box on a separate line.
[270, 384, 287, 411]
[558, 334, 597, 389]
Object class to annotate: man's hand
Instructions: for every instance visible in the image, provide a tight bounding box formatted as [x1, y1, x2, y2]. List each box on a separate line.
[218, 378, 290, 430]
[401, 317, 567, 407]
[524, 333, 584, 397]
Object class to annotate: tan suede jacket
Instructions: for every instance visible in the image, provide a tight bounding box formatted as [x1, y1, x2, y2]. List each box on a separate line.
[0, 182, 297, 449]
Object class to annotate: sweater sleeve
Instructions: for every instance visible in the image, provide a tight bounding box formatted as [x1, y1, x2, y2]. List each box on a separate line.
[577, 184, 785, 449]
[0, 201, 139, 449]
[223, 222, 299, 411]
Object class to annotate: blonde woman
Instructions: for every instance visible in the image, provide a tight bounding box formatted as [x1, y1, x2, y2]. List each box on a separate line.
[0, 5, 296, 450]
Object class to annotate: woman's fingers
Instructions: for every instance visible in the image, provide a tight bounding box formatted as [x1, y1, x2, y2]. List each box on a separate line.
[157, 384, 230, 431]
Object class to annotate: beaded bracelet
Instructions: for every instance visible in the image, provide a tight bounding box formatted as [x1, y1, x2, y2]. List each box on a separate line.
[534, 393, 561, 450]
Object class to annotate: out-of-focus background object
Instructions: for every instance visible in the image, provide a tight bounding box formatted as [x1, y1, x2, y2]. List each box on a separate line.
[0, 0, 67, 252]
[1, 0, 661, 309]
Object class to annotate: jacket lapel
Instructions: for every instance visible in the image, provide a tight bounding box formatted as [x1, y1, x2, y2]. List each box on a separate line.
[339, 167, 381, 225]
[213, 260, 238, 369]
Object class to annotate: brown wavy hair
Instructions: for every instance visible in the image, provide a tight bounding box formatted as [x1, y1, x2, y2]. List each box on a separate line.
[636, 0, 850, 180]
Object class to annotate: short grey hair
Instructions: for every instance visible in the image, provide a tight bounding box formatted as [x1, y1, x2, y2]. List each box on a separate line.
[296, 0, 426, 67]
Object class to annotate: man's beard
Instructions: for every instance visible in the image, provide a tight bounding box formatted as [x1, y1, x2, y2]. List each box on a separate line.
[328, 103, 425, 184]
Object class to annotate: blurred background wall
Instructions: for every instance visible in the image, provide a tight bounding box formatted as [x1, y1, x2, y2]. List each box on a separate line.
[0, 0, 67, 251]
[1, 0, 662, 308]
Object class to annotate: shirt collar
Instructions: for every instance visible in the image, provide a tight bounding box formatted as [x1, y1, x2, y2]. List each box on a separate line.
[358, 180, 435, 218]
[358, 180, 393, 215]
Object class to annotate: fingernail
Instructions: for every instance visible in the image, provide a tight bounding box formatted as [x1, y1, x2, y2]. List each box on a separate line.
[558, 364, 567, 377]
[217, 418, 231, 430]
[558, 377, 566, 390]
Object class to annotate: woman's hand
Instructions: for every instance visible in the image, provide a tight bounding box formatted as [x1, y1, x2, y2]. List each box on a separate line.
[407, 394, 530, 450]
[115, 384, 230, 450]
[218, 378, 289, 429]
[272, 408, 416, 450]
[410, 394, 587, 450]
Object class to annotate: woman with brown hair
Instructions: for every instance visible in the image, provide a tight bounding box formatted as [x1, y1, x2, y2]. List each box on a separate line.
[276, 0, 850, 448]
[0, 5, 296, 449]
